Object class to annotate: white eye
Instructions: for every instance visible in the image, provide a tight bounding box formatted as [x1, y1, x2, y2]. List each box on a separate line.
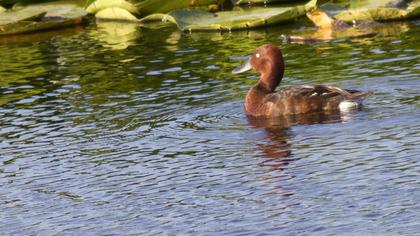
[256, 53, 260, 58]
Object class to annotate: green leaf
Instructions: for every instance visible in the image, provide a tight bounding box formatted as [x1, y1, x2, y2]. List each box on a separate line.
[349, 0, 408, 9]
[1, 0, 86, 7]
[0, 2, 86, 35]
[140, 0, 316, 31]
[95, 7, 138, 21]
[0, 11, 45, 25]
[0, 6, 6, 13]
[235, 0, 296, 5]
[135, 0, 224, 16]
[0, 17, 83, 35]
[335, 1, 420, 21]
[11, 2, 87, 18]
[86, 0, 138, 14]
[406, 1, 420, 18]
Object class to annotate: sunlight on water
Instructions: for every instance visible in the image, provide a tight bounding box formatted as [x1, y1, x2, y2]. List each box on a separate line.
[1, 21, 420, 235]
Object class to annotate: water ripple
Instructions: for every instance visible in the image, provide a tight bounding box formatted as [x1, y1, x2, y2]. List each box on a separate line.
[1, 23, 420, 235]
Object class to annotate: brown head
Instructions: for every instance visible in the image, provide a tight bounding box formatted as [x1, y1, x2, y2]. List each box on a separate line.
[233, 44, 285, 92]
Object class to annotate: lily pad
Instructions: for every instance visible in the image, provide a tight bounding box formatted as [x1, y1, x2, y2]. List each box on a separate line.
[0, 10, 46, 25]
[95, 7, 138, 21]
[140, 0, 316, 31]
[235, 0, 295, 5]
[86, 0, 138, 14]
[335, 0, 420, 21]
[0, 17, 83, 35]
[11, 2, 87, 19]
[349, 0, 408, 9]
[135, 0, 225, 16]
[0, 2, 86, 35]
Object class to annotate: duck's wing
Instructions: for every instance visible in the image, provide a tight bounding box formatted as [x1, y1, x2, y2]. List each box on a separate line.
[265, 84, 368, 114]
[273, 84, 367, 99]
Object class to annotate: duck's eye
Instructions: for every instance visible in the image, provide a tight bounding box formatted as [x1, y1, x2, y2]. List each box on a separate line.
[256, 53, 260, 59]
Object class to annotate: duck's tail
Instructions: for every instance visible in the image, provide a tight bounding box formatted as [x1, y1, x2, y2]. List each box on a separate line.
[324, 85, 370, 100]
[322, 85, 370, 111]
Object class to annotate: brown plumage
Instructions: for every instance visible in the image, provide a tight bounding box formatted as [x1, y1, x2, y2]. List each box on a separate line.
[233, 44, 368, 117]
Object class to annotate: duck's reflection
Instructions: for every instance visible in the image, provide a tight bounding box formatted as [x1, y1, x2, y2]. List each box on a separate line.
[247, 110, 347, 162]
[248, 117, 292, 160]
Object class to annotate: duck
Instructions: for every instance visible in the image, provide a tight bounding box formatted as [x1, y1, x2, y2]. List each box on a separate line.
[233, 44, 368, 117]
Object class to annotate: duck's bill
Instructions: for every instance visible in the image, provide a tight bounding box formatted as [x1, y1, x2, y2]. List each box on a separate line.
[232, 59, 252, 74]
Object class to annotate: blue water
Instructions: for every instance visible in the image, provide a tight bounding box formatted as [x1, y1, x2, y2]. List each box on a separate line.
[1, 20, 419, 235]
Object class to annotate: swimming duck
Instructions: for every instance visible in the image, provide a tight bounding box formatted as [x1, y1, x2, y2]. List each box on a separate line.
[233, 44, 367, 117]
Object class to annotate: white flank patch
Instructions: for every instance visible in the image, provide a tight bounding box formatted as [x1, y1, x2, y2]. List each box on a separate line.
[339, 100, 358, 111]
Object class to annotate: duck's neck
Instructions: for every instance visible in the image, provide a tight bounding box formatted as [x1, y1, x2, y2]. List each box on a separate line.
[258, 65, 283, 92]
[258, 76, 279, 92]
[245, 74, 282, 116]
[245, 85, 269, 116]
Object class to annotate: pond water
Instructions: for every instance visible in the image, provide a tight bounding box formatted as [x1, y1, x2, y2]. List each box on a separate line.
[1, 20, 420, 235]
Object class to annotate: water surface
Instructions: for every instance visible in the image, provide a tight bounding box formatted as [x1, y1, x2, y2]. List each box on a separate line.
[1, 20, 420, 235]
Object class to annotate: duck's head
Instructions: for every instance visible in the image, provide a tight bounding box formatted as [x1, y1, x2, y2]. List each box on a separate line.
[233, 44, 285, 92]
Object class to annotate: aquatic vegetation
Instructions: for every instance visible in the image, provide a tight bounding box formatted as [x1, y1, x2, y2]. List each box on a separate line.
[86, 0, 138, 21]
[1, 0, 420, 35]
[0, 1, 86, 35]
[235, 0, 293, 5]
[86, 0, 138, 15]
[281, 7, 411, 44]
[335, 0, 420, 21]
[95, 7, 138, 21]
[135, 0, 225, 16]
[140, 0, 316, 31]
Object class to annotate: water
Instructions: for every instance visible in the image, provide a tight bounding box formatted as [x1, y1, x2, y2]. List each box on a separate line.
[1, 20, 420, 235]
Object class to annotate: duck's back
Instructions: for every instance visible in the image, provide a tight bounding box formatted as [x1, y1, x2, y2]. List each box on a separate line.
[246, 84, 366, 117]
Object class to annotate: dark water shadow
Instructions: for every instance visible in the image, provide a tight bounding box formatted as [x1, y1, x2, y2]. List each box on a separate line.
[247, 110, 347, 169]
[0, 26, 84, 45]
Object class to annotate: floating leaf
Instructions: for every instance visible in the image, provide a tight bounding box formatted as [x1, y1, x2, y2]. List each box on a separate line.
[140, 0, 316, 31]
[0, 10, 46, 25]
[86, 0, 138, 14]
[335, 1, 420, 21]
[406, 1, 420, 17]
[236, 0, 293, 5]
[135, 0, 224, 16]
[0, 17, 83, 35]
[11, 2, 87, 19]
[0, 2, 86, 35]
[0, 0, 48, 8]
[349, 0, 408, 9]
[95, 7, 138, 21]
